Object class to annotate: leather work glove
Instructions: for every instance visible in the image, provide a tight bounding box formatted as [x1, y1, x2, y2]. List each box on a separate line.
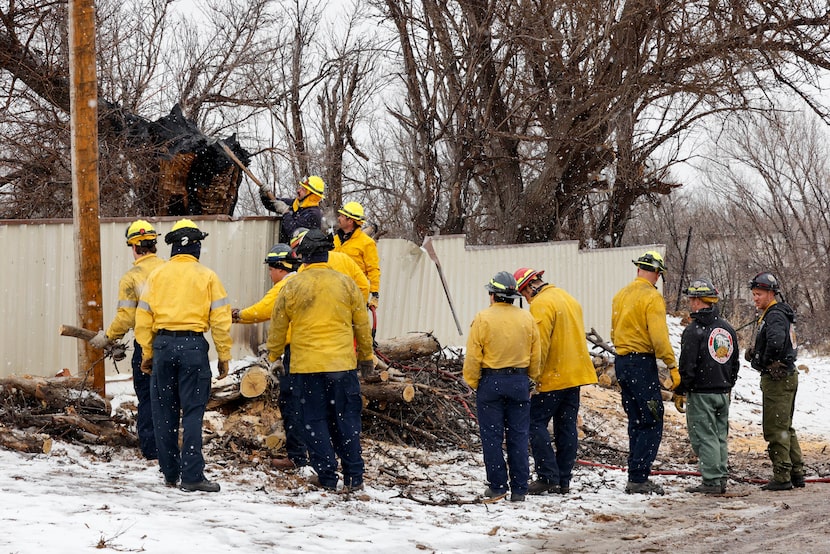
[368, 293, 379, 310]
[259, 188, 290, 214]
[270, 359, 285, 376]
[767, 360, 789, 380]
[669, 366, 681, 390]
[89, 330, 111, 349]
[357, 359, 375, 379]
[744, 347, 755, 363]
[140, 358, 153, 376]
[231, 308, 241, 323]
[674, 394, 686, 413]
[217, 359, 230, 380]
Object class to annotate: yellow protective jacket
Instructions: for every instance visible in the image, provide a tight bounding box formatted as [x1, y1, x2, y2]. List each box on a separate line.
[105, 253, 164, 340]
[135, 255, 233, 361]
[266, 263, 372, 372]
[529, 284, 598, 392]
[611, 276, 677, 368]
[462, 302, 541, 390]
[237, 273, 295, 324]
[333, 227, 381, 294]
[299, 251, 370, 303]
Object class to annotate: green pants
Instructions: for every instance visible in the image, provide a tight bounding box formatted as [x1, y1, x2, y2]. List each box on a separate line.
[760, 372, 804, 482]
[686, 392, 730, 485]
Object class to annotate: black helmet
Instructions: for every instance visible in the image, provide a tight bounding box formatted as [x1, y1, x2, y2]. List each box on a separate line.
[685, 277, 719, 300]
[485, 271, 521, 299]
[264, 243, 297, 270]
[749, 272, 779, 292]
[294, 228, 333, 260]
[632, 250, 667, 274]
[165, 218, 208, 245]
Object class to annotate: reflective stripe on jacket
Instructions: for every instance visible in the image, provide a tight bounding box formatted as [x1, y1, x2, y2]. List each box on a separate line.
[462, 302, 542, 390]
[266, 263, 372, 372]
[106, 253, 164, 340]
[135, 254, 232, 361]
[529, 284, 598, 392]
[334, 227, 381, 294]
[611, 276, 677, 369]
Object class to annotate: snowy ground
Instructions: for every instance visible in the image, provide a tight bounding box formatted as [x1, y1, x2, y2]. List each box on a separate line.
[2, 317, 829, 554]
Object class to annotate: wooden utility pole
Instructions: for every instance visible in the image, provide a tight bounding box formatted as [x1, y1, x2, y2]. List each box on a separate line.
[69, 0, 105, 394]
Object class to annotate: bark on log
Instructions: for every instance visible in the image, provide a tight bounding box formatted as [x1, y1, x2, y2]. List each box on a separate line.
[59, 324, 97, 341]
[361, 382, 416, 404]
[375, 333, 441, 361]
[0, 427, 52, 453]
[0, 375, 110, 415]
[208, 363, 273, 409]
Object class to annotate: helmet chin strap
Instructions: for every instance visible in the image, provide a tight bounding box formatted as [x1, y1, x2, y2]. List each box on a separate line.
[528, 280, 545, 297]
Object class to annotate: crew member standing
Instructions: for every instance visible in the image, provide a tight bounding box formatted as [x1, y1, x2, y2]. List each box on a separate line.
[333, 201, 381, 310]
[677, 278, 740, 494]
[260, 176, 325, 243]
[231, 244, 307, 470]
[135, 219, 232, 493]
[90, 220, 164, 460]
[513, 268, 597, 495]
[266, 229, 373, 492]
[610, 251, 678, 495]
[463, 272, 541, 502]
[747, 272, 803, 491]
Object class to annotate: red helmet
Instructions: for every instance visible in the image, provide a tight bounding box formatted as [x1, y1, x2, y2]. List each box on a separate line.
[513, 267, 545, 292]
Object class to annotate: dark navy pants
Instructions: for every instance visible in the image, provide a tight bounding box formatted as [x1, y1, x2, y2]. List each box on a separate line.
[281, 346, 308, 466]
[296, 370, 364, 489]
[529, 386, 580, 487]
[476, 373, 531, 495]
[131, 341, 157, 460]
[150, 334, 212, 484]
[615, 353, 664, 482]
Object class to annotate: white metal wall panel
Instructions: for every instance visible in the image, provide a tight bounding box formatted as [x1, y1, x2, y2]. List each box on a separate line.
[1, 218, 663, 378]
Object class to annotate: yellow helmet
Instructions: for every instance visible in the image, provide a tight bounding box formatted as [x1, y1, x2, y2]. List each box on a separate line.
[165, 218, 208, 245]
[632, 250, 667, 274]
[338, 201, 365, 224]
[125, 219, 158, 246]
[300, 175, 325, 198]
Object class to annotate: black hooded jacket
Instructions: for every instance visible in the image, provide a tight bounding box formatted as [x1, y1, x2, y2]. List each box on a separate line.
[750, 301, 797, 372]
[677, 305, 740, 395]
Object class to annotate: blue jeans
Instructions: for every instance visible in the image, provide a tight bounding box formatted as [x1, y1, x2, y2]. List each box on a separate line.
[131, 341, 157, 459]
[296, 371, 364, 489]
[529, 386, 580, 487]
[476, 373, 531, 495]
[615, 354, 663, 483]
[281, 346, 308, 466]
[150, 334, 212, 484]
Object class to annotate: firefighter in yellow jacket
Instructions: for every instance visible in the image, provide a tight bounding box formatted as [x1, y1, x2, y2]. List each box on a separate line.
[90, 220, 165, 460]
[610, 250, 678, 495]
[135, 219, 232, 493]
[231, 244, 307, 470]
[267, 229, 373, 492]
[463, 271, 541, 502]
[513, 268, 598, 495]
[333, 201, 381, 309]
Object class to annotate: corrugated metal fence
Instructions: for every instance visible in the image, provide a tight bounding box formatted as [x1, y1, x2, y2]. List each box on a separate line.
[0, 218, 662, 378]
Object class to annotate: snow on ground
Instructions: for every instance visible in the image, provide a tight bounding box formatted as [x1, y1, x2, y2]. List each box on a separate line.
[2, 317, 829, 553]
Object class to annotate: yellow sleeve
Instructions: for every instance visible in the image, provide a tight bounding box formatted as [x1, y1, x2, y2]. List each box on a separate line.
[266, 287, 290, 362]
[462, 316, 484, 389]
[363, 238, 381, 295]
[208, 274, 233, 361]
[530, 299, 554, 371]
[238, 283, 281, 324]
[352, 285, 373, 361]
[528, 321, 542, 383]
[106, 272, 138, 340]
[647, 295, 677, 368]
[135, 290, 155, 359]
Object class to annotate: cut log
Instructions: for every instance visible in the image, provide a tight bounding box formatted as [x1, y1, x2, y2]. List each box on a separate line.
[0, 427, 52, 453]
[361, 382, 416, 404]
[0, 375, 110, 416]
[59, 324, 97, 341]
[375, 332, 441, 362]
[240, 366, 272, 398]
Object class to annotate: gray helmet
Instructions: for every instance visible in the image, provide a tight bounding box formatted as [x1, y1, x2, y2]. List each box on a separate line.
[264, 243, 297, 270]
[485, 271, 521, 299]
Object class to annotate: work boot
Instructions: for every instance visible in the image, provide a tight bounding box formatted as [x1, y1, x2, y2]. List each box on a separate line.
[180, 479, 221, 493]
[509, 493, 526, 502]
[483, 487, 508, 499]
[270, 457, 297, 470]
[559, 483, 570, 495]
[685, 483, 722, 494]
[791, 474, 805, 488]
[527, 479, 560, 495]
[760, 480, 793, 491]
[721, 478, 728, 493]
[625, 480, 665, 495]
